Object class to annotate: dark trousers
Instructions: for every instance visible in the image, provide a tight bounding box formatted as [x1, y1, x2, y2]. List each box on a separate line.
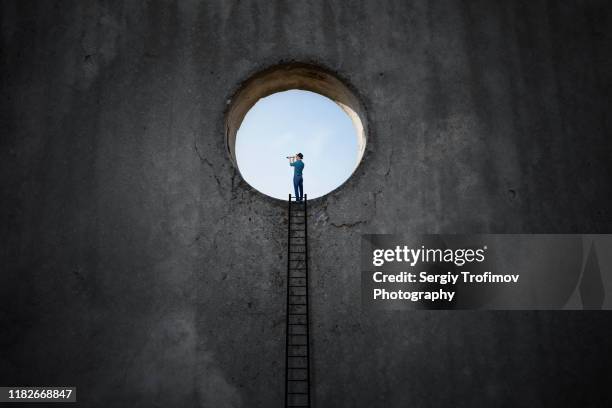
[293, 175, 303, 201]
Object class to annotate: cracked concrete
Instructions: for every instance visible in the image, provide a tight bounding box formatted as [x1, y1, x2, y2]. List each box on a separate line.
[2, 1, 612, 407]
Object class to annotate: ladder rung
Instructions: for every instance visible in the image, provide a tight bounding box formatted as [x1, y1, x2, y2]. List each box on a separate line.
[288, 358, 308, 367]
[288, 319, 307, 326]
[289, 328, 308, 336]
[289, 295, 306, 300]
[289, 279, 306, 284]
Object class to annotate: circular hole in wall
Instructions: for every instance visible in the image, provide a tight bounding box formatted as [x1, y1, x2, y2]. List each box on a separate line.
[226, 63, 367, 200]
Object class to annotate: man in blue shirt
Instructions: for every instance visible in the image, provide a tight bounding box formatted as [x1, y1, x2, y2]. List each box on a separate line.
[288, 153, 305, 201]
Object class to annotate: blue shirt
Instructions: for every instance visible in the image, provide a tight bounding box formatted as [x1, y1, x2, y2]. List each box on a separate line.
[290, 160, 304, 177]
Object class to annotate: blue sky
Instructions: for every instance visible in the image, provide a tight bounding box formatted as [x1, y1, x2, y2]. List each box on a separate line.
[236, 90, 359, 200]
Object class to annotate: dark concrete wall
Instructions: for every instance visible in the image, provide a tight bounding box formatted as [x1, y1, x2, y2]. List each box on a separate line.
[2, 1, 611, 407]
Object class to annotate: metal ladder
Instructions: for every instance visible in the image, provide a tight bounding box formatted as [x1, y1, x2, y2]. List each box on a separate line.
[285, 194, 310, 408]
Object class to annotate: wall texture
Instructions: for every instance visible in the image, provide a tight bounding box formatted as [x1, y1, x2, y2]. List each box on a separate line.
[2, 1, 612, 407]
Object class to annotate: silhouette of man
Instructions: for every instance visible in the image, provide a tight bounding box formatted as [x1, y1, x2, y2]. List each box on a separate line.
[288, 153, 304, 201]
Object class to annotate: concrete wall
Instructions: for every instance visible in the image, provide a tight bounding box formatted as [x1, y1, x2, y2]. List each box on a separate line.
[2, 1, 611, 407]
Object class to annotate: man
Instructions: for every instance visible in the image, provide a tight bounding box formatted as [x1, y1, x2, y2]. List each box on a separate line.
[288, 153, 305, 201]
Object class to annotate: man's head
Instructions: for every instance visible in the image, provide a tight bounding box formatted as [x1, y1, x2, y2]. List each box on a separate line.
[297, 153, 303, 160]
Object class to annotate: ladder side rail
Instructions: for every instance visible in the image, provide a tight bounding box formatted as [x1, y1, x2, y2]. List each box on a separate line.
[285, 194, 291, 408]
[304, 194, 310, 407]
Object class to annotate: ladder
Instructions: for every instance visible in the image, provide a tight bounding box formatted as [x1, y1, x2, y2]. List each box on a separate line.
[285, 194, 310, 408]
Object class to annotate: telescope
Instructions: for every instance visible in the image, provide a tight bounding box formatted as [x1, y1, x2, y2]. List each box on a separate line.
[286, 156, 295, 159]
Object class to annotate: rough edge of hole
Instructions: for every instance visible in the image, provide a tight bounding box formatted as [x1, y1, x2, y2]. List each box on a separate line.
[224, 62, 368, 200]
